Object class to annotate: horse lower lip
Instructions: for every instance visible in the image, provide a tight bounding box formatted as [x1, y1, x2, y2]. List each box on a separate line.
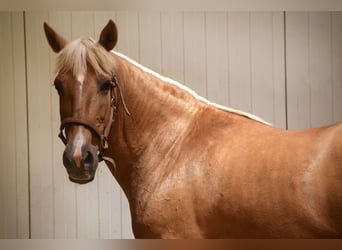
[69, 176, 94, 184]
[68, 170, 94, 184]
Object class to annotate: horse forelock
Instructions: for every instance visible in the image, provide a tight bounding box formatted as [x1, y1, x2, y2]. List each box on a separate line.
[55, 38, 116, 79]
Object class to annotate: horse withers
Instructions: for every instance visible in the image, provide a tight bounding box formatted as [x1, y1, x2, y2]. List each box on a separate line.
[44, 19, 342, 238]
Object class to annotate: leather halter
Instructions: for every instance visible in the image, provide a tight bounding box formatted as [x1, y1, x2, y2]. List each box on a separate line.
[58, 75, 129, 173]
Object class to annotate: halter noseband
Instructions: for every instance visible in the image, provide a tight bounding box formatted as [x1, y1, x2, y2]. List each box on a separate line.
[58, 75, 128, 173]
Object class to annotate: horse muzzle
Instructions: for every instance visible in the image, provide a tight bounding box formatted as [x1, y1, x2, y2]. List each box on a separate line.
[63, 143, 99, 184]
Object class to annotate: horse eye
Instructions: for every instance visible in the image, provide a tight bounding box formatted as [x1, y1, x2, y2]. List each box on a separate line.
[100, 80, 112, 94]
[54, 79, 63, 95]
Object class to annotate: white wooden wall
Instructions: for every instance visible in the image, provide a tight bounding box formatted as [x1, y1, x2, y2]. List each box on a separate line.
[1, 11, 342, 239]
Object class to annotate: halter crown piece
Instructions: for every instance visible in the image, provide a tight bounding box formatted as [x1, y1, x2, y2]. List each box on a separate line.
[58, 74, 130, 175]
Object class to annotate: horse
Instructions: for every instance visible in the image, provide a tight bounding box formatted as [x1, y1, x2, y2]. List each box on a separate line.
[43, 19, 342, 238]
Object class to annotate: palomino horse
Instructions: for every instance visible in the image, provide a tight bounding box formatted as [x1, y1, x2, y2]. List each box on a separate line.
[44, 20, 342, 238]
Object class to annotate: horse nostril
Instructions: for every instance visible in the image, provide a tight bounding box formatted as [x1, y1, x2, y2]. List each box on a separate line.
[63, 150, 73, 169]
[83, 150, 94, 170]
[83, 150, 92, 162]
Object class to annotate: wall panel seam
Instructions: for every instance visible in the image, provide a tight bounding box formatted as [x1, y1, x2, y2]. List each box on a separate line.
[330, 12, 335, 122]
[283, 11, 289, 130]
[23, 10, 32, 239]
[10, 11, 19, 238]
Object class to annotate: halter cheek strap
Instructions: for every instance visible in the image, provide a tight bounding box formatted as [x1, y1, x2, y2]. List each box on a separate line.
[58, 75, 129, 175]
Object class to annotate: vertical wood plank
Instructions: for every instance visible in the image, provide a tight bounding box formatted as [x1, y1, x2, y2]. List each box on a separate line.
[0, 11, 27, 239]
[97, 163, 122, 239]
[250, 12, 286, 126]
[71, 12, 95, 39]
[228, 12, 252, 114]
[139, 11, 162, 73]
[11, 11, 30, 239]
[250, 12, 273, 122]
[115, 11, 139, 62]
[26, 11, 55, 238]
[94, 11, 116, 39]
[309, 12, 333, 127]
[286, 12, 311, 130]
[205, 12, 229, 107]
[0, 12, 16, 238]
[161, 11, 185, 83]
[0, 12, 17, 238]
[332, 12, 342, 123]
[183, 12, 207, 97]
[272, 12, 286, 129]
[94, 12, 124, 239]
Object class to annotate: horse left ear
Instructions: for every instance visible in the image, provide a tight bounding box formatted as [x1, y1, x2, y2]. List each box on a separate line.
[98, 19, 118, 51]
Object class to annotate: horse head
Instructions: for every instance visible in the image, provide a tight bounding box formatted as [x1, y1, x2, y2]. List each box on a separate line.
[44, 20, 118, 184]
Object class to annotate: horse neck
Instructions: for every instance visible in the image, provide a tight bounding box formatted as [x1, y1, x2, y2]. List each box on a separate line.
[107, 52, 201, 197]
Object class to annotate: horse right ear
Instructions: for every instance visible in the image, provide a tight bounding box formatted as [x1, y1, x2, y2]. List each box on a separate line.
[98, 19, 118, 51]
[43, 22, 68, 53]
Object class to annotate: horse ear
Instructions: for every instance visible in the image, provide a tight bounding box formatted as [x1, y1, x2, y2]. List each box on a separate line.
[43, 22, 68, 53]
[98, 19, 118, 51]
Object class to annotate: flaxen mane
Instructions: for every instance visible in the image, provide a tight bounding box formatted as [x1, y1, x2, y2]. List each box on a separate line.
[112, 51, 271, 125]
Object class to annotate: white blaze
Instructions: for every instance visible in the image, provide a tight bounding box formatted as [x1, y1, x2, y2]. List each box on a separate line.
[73, 128, 86, 168]
[77, 73, 85, 100]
